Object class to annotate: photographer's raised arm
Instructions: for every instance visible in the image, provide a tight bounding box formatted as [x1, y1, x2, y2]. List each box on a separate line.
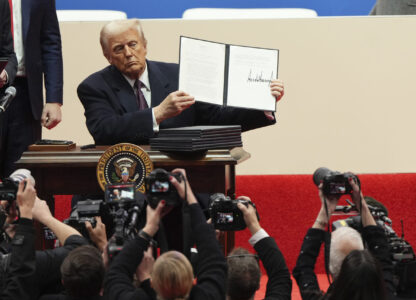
[105, 201, 165, 300]
[349, 178, 376, 227]
[237, 196, 292, 300]
[169, 168, 197, 205]
[31, 197, 81, 245]
[312, 184, 340, 230]
[2, 180, 37, 300]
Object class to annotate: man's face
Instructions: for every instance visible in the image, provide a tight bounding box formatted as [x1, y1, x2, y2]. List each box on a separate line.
[105, 28, 147, 79]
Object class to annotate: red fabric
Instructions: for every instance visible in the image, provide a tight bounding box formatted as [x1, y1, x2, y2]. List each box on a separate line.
[235, 173, 416, 274]
[8, 0, 13, 35]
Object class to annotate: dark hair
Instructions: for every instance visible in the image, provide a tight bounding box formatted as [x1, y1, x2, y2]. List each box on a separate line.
[60, 245, 105, 297]
[326, 249, 387, 300]
[226, 247, 261, 300]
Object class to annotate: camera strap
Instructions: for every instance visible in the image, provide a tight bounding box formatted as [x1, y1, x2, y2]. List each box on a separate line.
[323, 199, 333, 285]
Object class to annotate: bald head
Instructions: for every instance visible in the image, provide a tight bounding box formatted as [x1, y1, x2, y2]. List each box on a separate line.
[100, 19, 147, 57]
[330, 227, 364, 278]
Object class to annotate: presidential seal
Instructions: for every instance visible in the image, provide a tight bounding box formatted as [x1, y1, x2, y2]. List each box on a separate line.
[96, 144, 153, 193]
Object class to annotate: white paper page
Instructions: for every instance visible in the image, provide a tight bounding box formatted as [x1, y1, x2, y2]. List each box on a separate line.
[226, 45, 278, 111]
[178, 37, 225, 106]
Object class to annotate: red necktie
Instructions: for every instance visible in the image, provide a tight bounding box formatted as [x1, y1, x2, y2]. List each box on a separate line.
[134, 80, 149, 110]
[8, 0, 13, 35]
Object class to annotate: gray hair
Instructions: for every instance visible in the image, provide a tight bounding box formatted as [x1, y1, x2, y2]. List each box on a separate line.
[100, 19, 147, 55]
[329, 226, 364, 278]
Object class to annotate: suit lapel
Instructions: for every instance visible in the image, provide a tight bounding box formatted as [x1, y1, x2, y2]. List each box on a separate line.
[147, 60, 171, 107]
[104, 66, 139, 113]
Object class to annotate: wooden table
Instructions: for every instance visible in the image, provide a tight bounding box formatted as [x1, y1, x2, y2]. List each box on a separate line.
[17, 146, 249, 253]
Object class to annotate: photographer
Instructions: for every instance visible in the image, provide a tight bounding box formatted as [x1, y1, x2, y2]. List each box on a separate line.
[1, 191, 88, 298]
[226, 196, 291, 300]
[293, 176, 396, 300]
[1, 180, 36, 300]
[105, 168, 227, 300]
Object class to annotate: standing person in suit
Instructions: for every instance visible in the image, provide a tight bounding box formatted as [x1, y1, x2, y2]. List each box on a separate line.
[77, 18, 285, 145]
[0, 0, 63, 178]
[370, 0, 416, 14]
[0, 0, 17, 90]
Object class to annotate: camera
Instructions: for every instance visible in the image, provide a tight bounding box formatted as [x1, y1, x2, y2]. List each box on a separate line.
[209, 193, 259, 231]
[313, 167, 360, 196]
[64, 199, 104, 238]
[145, 168, 182, 209]
[0, 169, 35, 203]
[64, 183, 146, 259]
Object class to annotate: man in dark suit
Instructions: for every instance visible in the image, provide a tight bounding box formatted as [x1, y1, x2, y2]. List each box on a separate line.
[78, 19, 285, 145]
[0, 0, 63, 178]
[0, 0, 17, 90]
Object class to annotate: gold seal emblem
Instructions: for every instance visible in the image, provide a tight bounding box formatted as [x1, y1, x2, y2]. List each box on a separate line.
[96, 143, 153, 193]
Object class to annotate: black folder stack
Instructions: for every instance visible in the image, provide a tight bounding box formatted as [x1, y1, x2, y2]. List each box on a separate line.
[150, 125, 242, 152]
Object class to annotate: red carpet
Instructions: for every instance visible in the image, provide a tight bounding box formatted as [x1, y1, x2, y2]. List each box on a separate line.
[55, 173, 416, 281]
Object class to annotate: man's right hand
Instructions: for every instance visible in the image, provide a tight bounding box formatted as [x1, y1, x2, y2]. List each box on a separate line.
[237, 196, 261, 235]
[153, 91, 195, 124]
[16, 180, 36, 219]
[31, 197, 53, 224]
[0, 70, 8, 88]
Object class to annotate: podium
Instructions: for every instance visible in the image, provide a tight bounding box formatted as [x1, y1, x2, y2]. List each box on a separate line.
[17, 146, 249, 253]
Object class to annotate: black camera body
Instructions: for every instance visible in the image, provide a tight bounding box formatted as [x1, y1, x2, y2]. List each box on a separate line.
[209, 193, 259, 231]
[313, 167, 361, 196]
[0, 179, 18, 203]
[145, 168, 182, 209]
[64, 199, 103, 238]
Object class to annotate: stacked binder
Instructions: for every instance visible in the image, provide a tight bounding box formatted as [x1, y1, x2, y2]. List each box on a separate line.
[150, 125, 242, 152]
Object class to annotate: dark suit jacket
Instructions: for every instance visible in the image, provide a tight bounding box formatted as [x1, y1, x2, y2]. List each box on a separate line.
[254, 237, 292, 300]
[1, 218, 36, 300]
[0, 0, 17, 87]
[21, 0, 63, 120]
[78, 60, 275, 145]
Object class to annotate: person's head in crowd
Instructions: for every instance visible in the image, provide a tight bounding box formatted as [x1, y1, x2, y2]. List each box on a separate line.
[327, 249, 387, 300]
[151, 250, 194, 300]
[226, 247, 261, 300]
[329, 226, 364, 278]
[100, 19, 147, 79]
[60, 245, 105, 298]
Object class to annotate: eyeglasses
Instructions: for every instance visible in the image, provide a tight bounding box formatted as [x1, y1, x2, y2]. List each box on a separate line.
[226, 254, 259, 262]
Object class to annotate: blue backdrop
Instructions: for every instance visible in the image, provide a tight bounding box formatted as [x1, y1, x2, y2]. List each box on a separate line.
[55, 0, 375, 18]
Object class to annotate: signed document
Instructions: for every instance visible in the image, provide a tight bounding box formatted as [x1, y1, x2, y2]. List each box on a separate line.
[178, 36, 279, 111]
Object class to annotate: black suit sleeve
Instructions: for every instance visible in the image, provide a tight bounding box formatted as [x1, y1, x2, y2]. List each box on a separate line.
[292, 228, 326, 300]
[195, 102, 276, 132]
[104, 235, 155, 300]
[34, 235, 88, 297]
[254, 237, 292, 300]
[0, 0, 17, 86]
[1, 218, 36, 300]
[188, 203, 227, 300]
[362, 225, 396, 297]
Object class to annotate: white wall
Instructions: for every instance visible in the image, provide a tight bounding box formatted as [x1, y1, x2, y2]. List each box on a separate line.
[45, 16, 416, 175]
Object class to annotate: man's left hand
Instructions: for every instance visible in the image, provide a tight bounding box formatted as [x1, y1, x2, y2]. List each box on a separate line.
[41, 103, 62, 129]
[265, 79, 285, 121]
[0, 70, 8, 88]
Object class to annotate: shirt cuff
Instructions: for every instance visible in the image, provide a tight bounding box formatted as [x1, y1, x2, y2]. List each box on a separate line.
[152, 108, 159, 132]
[249, 228, 269, 246]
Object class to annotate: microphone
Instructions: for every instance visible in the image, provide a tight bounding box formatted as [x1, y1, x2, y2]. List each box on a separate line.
[0, 86, 17, 113]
